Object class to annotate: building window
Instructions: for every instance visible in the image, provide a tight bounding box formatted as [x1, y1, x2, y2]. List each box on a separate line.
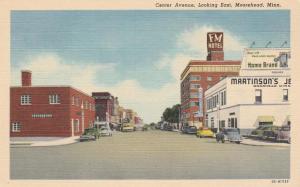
[207, 76, 212, 81]
[220, 76, 225, 80]
[49, 94, 60, 104]
[255, 89, 262, 103]
[190, 92, 199, 98]
[72, 96, 75, 105]
[224, 91, 226, 105]
[189, 75, 201, 81]
[74, 119, 80, 132]
[85, 101, 89, 109]
[190, 83, 200, 89]
[20, 95, 31, 105]
[283, 89, 288, 101]
[210, 117, 214, 128]
[11, 122, 21, 132]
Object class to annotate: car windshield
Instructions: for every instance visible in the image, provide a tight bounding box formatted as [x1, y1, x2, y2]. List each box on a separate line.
[190, 126, 196, 129]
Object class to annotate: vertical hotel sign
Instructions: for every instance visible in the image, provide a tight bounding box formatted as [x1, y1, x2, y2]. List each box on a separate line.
[198, 87, 203, 118]
[207, 32, 223, 51]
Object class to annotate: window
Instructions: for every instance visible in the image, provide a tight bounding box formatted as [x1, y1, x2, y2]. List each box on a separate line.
[189, 75, 201, 81]
[72, 96, 75, 105]
[20, 95, 31, 105]
[219, 76, 225, 80]
[190, 92, 199, 98]
[224, 91, 226, 105]
[190, 83, 200, 89]
[211, 117, 214, 128]
[207, 76, 212, 81]
[85, 101, 89, 109]
[283, 89, 288, 101]
[255, 89, 262, 103]
[11, 122, 21, 132]
[49, 94, 60, 104]
[74, 119, 80, 132]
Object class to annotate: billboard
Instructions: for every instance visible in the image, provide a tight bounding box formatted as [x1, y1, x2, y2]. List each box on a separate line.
[242, 48, 291, 70]
[207, 32, 223, 51]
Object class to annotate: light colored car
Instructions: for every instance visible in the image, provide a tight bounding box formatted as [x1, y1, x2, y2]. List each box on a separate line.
[122, 123, 135, 132]
[196, 128, 214, 138]
[100, 127, 112, 137]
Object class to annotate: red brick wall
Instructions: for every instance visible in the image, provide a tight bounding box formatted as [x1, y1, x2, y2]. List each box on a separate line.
[10, 86, 95, 137]
[180, 66, 240, 124]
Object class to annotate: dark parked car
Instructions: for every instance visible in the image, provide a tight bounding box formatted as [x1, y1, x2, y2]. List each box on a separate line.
[182, 126, 197, 134]
[251, 125, 279, 139]
[79, 128, 101, 142]
[263, 125, 290, 143]
[275, 125, 290, 143]
[216, 128, 242, 144]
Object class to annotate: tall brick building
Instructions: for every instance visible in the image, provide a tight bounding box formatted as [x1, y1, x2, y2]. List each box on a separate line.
[10, 70, 96, 137]
[180, 32, 241, 127]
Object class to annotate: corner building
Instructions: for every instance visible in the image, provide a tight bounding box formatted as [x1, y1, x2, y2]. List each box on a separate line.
[180, 32, 241, 127]
[204, 48, 291, 135]
[10, 71, 96, 137]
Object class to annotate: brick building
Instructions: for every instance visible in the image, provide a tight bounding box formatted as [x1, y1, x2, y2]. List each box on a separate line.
[180, 32, 241, 127]
[10, 70, 96, 137]
[92, 92, 120, 123]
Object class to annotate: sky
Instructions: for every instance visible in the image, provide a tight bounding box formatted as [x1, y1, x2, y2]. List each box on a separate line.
[11, 10, 290, 123]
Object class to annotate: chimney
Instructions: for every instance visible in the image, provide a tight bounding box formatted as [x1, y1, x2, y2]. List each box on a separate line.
[21, 70, 32, 87]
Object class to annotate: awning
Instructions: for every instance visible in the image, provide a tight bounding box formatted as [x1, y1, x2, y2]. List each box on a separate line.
[257, 116, 275, 122]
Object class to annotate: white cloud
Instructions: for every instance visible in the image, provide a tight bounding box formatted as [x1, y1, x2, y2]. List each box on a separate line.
[11, 26, 245, 123]
[11, 53, 178, 123]
[177, 25, 246, 55]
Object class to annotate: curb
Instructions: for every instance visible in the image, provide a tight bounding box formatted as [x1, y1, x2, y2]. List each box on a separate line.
[10, 137, 80, 147]
[240, 139, 290, 147]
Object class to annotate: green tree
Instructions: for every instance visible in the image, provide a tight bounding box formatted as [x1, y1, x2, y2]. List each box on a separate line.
[162, 104, 180, 123]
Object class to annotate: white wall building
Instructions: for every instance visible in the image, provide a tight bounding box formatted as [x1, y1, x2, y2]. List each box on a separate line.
[204, 48, 291, 135]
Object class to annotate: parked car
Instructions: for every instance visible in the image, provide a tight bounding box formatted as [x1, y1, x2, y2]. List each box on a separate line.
[182, 126, 197, 134]
[261, 126, 280, 140]
[275, 125, 290, 143]
[216, 128, 242, 144]
[122, 123, 135, 132]
[99, 127, 112, 137]
[79, 128, 100, 142]
[196, 127, 214, 138]
[250, 125, 271, 138]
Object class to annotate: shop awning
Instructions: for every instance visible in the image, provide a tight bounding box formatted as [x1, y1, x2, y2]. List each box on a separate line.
[257, 116, 275, 122]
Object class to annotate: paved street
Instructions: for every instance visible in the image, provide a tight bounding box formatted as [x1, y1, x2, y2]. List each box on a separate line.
[10, 130, 289, 179]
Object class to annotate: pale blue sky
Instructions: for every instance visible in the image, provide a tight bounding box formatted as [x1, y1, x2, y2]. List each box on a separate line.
[11, 10, 290, 122]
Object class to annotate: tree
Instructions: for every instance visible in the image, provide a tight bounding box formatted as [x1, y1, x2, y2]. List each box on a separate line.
[162, 104, 180, 124]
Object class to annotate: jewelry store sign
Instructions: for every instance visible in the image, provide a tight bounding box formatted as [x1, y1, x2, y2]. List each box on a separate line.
[230, 76, 291, 88]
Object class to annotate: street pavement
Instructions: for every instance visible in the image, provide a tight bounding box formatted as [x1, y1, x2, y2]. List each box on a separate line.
[10, 130, 290, 179]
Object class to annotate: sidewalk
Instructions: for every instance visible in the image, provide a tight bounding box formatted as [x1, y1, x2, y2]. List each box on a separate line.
[241, 138, 290, 147]
[10, 136, 80, 147]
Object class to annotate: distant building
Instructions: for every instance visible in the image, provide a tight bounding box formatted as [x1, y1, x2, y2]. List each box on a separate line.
[92, 92, 114, 122]
[180, 32, 241, 127]
[10, 70, 95, 137]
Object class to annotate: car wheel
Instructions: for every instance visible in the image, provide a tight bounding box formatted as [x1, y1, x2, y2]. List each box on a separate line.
[199, 135, 202, 138]
[235, 141, 241, 144]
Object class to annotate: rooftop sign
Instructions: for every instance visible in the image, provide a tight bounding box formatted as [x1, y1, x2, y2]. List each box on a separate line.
[207, 32, 223, 51]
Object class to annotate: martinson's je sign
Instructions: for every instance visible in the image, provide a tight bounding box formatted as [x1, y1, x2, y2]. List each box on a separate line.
[207, 32, 223, 51]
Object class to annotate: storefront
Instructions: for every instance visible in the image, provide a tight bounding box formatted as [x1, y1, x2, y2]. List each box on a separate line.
[204, 48, 291, 135]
